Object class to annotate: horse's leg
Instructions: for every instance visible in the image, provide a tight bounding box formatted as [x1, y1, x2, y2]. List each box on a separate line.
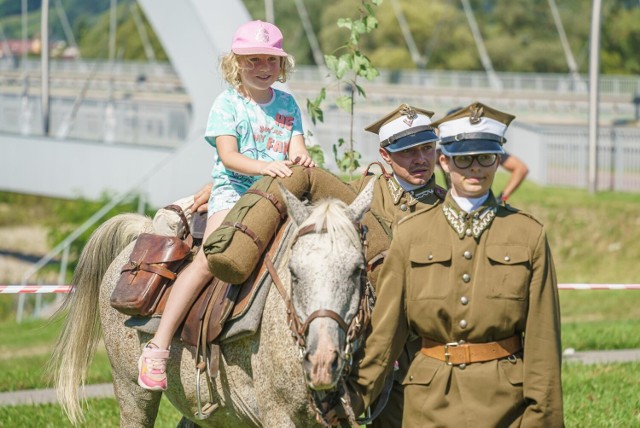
[112, 373, 163, 427]
[100, 248, 163, 427]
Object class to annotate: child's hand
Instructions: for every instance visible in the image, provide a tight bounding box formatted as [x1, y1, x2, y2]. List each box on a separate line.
[292, 154, 316, 168]
[260, 160, 294, 178]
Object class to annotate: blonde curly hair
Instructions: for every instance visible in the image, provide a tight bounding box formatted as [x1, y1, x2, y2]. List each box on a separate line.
[220, 52, 295, 90]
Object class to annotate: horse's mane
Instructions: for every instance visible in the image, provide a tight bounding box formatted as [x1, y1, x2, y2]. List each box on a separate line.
[298, 198, 362, 252]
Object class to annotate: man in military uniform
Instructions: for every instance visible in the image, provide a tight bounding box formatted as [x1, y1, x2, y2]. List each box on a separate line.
[351, 104, 446, 234]
[350, 104, 445, 428]
[343, 102, 563, 427]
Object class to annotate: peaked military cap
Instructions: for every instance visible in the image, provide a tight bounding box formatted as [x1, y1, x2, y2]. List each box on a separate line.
[432, 102, 515, 156]
[365, 104, 438, 153]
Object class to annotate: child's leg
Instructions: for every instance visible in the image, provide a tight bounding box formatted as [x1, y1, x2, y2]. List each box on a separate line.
[138, 209, 229, 390]
[150, 209, 229, 349]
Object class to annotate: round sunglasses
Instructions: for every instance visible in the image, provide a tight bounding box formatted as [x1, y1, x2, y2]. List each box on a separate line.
[451, 153, 499, 169]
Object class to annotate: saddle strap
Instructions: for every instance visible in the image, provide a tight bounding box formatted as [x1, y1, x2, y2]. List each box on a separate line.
[165, 204, 192, 238]
[121, 261, 178, 281]
[221, 221, 265, 254]
[246, 188, 287, 220]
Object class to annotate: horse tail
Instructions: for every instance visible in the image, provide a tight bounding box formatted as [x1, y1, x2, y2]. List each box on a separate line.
[48, 213, 151, 425]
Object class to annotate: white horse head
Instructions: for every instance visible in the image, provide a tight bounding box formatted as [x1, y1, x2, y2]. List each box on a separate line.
[279, 180, 374, 390]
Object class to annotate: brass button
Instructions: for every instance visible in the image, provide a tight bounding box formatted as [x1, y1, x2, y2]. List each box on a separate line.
[463, 251, 472, 260]
[462, 274, 471, 283]
[428, 253, 433, 260]
[459, 363, 467, 369]
[459, 319, 468, 329]
[400, 204, 408, 211]
[504, 255, 511, 262]
[409, 375, 414, 381]
[460, 296, 469, 305]
[465, 229, 472, 237]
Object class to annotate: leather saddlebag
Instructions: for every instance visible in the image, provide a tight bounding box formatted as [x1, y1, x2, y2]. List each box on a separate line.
[110, 233, 192, 316]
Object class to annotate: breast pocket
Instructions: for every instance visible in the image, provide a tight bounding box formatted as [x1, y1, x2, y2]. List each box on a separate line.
[409, 244, 451, 299]
[485, 245, 531, 300]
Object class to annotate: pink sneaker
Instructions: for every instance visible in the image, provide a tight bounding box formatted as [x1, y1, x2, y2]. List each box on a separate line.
[138, 343, 170, 391]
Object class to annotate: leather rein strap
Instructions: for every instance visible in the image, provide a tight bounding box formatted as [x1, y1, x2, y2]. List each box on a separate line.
[265, 222, 371, 348]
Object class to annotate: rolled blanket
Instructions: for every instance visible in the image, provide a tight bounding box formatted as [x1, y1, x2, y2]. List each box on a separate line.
[204, 166, 389, 286]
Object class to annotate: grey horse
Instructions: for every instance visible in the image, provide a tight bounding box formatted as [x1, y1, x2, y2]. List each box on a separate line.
[49, 181, 374, 427]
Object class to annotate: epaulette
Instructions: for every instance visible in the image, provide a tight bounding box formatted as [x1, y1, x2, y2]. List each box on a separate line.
[434, 184, 447, 201]
[396, 203, 440, 226]
[501, 203, 544, 227]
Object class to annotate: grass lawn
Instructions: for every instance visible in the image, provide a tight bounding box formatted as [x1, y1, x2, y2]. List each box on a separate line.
[1, 175, 639, 425]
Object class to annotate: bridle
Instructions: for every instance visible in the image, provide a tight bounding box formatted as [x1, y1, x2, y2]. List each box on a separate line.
[264, 220, 374, 428]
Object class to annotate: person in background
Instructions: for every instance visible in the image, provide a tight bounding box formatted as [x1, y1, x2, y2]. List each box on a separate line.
[437, 106, 529, 203]
[137, 20, 314, 391]
[342, 102, 563, 427]
[496, 151, 529, 202]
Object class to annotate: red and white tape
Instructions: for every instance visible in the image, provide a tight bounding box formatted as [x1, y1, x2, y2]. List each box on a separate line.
[1, 284, 639, 294]
[558, 283, 640, 290]
[0, 285, 73, 294]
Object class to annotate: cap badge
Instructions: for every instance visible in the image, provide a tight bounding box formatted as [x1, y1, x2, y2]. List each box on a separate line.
[256, 26, 269, 43]
[469, 105, 484, 124]
[399, 104, 417, 127]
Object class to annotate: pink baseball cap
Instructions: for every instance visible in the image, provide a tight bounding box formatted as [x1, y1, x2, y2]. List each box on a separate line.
[231, 20, 288, 57]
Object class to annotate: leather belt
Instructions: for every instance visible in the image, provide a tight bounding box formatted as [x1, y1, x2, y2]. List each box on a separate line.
[421, 335, 522, 366]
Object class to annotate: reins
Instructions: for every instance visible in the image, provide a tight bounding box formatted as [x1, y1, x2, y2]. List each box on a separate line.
[264, 220, 373, 428]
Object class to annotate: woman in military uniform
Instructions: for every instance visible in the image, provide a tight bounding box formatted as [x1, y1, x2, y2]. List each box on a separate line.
[344, 102, 563, 427]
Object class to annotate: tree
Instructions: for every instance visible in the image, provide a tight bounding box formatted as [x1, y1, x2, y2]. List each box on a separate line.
[307, 0, 383, 179]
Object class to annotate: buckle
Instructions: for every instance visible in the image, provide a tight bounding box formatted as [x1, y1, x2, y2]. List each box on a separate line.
[444, 341, 460, 366]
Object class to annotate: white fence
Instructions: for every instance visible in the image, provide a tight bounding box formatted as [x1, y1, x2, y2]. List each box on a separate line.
[508, 123, 640, 192]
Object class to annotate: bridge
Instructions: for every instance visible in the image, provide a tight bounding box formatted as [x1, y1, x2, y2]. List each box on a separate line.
[1, 0, 639, 208]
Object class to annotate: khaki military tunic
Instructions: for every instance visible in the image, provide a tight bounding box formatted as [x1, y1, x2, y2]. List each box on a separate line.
[349, 168, 445, 427]
[350, 193, 563, 427]
[350, 170, 445, 235]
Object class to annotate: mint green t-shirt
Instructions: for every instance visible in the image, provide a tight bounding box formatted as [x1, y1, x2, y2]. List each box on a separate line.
[204, 87, 304, 213]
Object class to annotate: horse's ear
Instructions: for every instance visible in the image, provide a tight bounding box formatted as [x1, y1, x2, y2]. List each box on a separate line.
[278, 182, 311, 226]
[346, 178, 374, 223]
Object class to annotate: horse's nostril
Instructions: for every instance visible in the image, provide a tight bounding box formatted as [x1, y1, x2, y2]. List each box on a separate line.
[331, 350, 341, 371]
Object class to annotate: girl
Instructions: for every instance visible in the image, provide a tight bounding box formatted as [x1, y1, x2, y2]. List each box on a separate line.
[138, 20, 315, 391]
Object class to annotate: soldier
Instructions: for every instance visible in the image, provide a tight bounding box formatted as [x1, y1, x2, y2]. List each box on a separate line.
[350, 104, 445, 427]
[342, 102, 563, 427]
[351, 104, 446, 232]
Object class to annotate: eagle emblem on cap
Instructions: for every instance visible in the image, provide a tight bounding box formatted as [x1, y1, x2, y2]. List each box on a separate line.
[469, 105, 483, 124]
[399, 104, 417, 127]
[256, 26, 269, 42]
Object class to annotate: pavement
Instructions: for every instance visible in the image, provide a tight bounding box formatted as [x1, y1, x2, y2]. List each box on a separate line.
[1, 349, 638, 407]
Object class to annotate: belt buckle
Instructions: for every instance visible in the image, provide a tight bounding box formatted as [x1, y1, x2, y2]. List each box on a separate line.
[444, 341, 459, 366]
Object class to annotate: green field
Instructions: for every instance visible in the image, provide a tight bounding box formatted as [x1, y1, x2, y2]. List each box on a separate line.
[1, 174, 640, 426]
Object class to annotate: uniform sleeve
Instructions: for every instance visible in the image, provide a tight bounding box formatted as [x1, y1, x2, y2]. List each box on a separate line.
[521, 227, 564, 426]
[347, 230, 410, 413]
[204, 90, 239, 147]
